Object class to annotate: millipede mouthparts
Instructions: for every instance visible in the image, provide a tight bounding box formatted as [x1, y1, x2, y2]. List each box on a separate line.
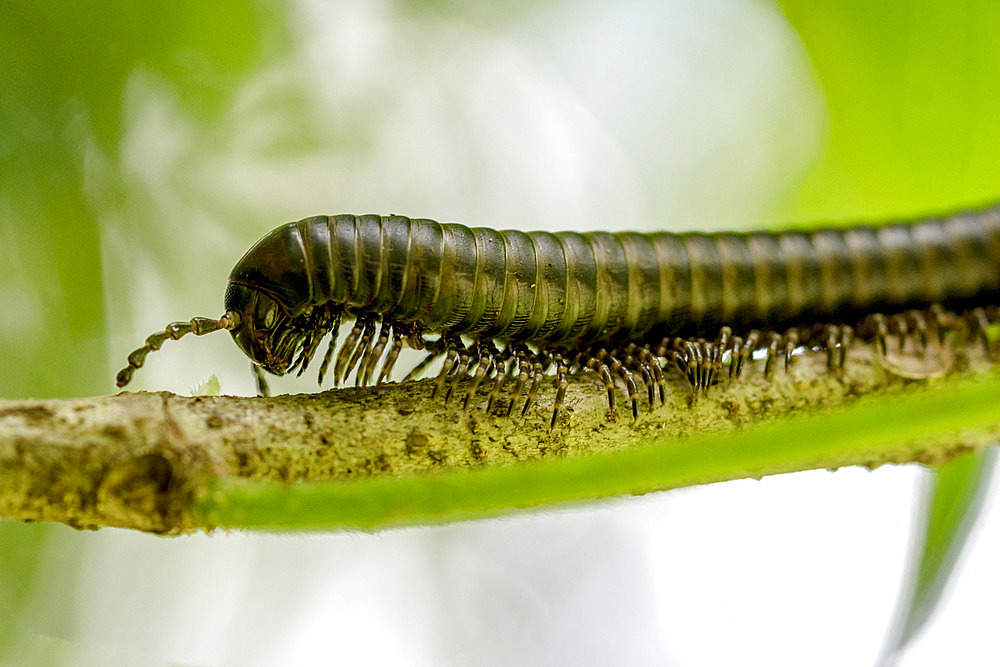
[117, 206, 1000, 427]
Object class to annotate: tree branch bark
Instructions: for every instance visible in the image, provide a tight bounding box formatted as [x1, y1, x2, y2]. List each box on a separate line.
[1, 340, 997, 534]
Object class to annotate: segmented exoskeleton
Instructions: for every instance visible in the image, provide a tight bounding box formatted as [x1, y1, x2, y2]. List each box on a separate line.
[117, 206, 1000, 426]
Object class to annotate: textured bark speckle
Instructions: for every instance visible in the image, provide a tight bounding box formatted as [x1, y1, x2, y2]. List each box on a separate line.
[0, 339, 996, 534]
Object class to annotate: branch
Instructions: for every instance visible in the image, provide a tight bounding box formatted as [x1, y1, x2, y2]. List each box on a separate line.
[2, 341, 998, 534]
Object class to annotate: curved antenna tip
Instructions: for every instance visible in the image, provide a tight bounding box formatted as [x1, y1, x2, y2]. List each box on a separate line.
[115, 314, 236, 389]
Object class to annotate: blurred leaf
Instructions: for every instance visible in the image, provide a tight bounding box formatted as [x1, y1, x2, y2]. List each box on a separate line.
[882, 449, 996, 662]
[0, 522, 50, 656]
[0, 4, 289, 663]
[773, 1, 1000, 654]
[776, 1, 1000, 220]
[0, 1, 287, 399]
[0, 1, 287, 152]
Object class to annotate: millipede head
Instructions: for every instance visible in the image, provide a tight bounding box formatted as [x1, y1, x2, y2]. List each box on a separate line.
[222, 283, 324, 376]
[223, 281, 343, 380]
[115, 312, 239, 388]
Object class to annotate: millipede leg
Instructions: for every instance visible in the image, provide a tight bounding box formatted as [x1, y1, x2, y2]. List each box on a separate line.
[764, 333, 781, 378]
[872, 313, 889, 357]
[446, 344, 472, 402]
[708, 330, 727, 386]
[910, 310, 929, 353]
[679, 341, 695, 389]
[650, 357, 666, 404]
[462, 346, 494, 410]
[486, 365, 508, 415]
[681, 343, 696, 392]
[727, 335, 743, 379]
[361, 321, 392, 387]
[706, 341, 722, 389]
[892, 313, 909, 352]
[506, 352, 531, 418]
[520, 361, 544, 420]
[929, 304, 946, 344]
[252, 363, 270, 397]
[350, 320, 378, 387]
[550, 361, 568, 431]
[403, 349, 441, 383]
[317, 326, 340, 386]
[696, 341, 711, 392]
[637, 358, 655, 410]
[970, 307, 992, 355]
[333, 319, 367, 385]
[624, 370, 640, 421]
[432, 346, 459, 399]
[716, 326, 732, 352]
[377, 329, 404, 385]
[822, 323, 853, 375]
[695, 341, 712, 392]
[585, 356, 617, 415]
[605, 355, 638, 421]
[289, 306, 339, 380]
[839, 325, 853, 369]
[626, 371, 640, 421]
[690, 342, 705, 390]
[824, 325, 838, 373]
[738, 331, 760, 378]
[668, 338, 686, 381]
[292, 331, 313, 377]
[783, 328, 799, 371]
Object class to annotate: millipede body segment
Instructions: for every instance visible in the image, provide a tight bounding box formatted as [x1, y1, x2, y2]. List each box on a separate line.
[117, 207, 1000, 426]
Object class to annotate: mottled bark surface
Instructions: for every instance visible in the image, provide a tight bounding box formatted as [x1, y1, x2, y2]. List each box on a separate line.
[0, 339, 996, 534]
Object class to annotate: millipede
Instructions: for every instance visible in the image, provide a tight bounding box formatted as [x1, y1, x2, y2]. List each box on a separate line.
[116, 206, 1000, 427]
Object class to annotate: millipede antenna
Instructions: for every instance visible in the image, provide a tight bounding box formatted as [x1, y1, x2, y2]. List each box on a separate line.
[115, 312, 239, 388]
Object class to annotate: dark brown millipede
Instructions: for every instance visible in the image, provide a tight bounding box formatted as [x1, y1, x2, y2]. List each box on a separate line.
[116, 206, 1000, 427]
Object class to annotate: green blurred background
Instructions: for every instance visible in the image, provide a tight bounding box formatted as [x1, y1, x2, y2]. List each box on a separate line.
[3, 1, 1000, 664]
